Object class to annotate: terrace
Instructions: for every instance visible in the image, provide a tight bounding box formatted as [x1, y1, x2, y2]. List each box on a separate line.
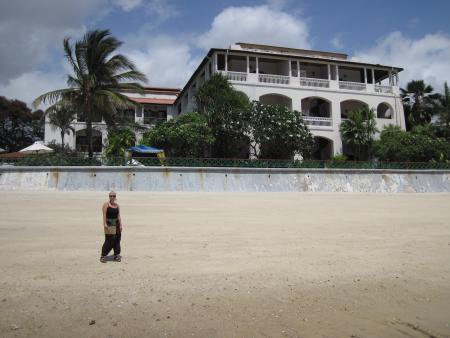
[216, 52, 399, 94]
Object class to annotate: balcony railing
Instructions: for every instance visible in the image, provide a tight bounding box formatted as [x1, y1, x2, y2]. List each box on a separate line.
[300, 77, 330, 88]
[258, 74, 290, 85]
[375, 85, 393, 94]
[225, 71, 247, 82]
[339, 81, 366, 91]
[303, 116, 332, 127]
[143, 117, 167, 125]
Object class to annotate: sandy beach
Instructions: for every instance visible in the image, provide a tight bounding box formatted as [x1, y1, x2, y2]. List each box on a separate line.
[0, 191, 449, 337]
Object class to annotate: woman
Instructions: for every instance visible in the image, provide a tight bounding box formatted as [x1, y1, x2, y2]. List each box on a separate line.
[100, 191, 123, 263]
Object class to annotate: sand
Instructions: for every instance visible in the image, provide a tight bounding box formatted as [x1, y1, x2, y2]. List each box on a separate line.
[0, 191, 449, 338]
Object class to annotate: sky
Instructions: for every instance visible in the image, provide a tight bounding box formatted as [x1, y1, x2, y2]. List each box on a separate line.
[1, 0, 450, 107]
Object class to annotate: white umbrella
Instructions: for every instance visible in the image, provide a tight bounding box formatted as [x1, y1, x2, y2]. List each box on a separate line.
[0, 147, 6, 153]
[19, 141, 54, 154]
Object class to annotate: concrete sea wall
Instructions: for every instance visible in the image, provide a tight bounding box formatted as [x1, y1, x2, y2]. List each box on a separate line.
[1, 166, 450, 192]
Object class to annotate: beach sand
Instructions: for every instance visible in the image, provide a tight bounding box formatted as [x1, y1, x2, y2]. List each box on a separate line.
[0, 191, 449, 337]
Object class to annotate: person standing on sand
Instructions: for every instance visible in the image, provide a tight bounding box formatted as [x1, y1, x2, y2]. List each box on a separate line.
[100, 191, 123, 263]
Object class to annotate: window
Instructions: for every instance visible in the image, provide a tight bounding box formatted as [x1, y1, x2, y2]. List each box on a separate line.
[249, 57, 256, 73]
[144, 105, 167, 124]
[291, 61, 298, 77]
[217, 53, 225, 71]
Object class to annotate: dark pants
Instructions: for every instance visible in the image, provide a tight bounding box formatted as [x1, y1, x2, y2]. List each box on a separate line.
[101, 233, 121, 257]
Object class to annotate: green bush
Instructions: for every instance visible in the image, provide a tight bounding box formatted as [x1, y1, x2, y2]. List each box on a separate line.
[374, 125, 450, 162]
[142, 112, 214, 157]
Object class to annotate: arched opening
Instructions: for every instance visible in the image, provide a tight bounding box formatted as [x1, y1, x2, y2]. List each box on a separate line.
[340, 100, 368, 119]
[377, 102, 393, 119]
[311, 137, 333, 160]
[76, 129, 102, 153]
[259, 94, 292, 110]
[301, 97, 331, 117]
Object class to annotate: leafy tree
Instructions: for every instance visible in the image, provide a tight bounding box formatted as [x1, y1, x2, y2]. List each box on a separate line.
[194, 74, 251, 157]
[33, 29, 147, 158]
[401, 80, 438, 128]
[248, 101, 313, 159]
[374, 125, 450, 162]
[339, 108, 378, 160]
[0, 96, 42, 152]
[104, 128, 136, 159]
[142, 112, 214, 157]
[433, 82, 450, 140]
[45, 102, 76, 146]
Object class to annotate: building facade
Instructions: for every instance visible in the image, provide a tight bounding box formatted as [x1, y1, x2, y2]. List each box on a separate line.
[45, 42, 405, 159]
[44, 87, 180, 154]
[174, 43, 405, 159]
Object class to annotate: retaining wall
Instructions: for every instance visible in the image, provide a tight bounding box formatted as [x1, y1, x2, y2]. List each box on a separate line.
[1, 166, 450, 192]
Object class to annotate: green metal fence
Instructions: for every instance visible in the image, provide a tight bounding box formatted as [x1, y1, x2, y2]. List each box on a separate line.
[1, 155, 450, 170]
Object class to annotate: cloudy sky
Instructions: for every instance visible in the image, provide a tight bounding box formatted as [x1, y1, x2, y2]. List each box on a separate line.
[1, 0, 450, 107]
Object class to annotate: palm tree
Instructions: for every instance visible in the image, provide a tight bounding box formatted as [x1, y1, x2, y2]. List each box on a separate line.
[33, 29, 147, 157]
[400, 80, 438, 128]
[46, 102, 76, 146]
[434, 82, 450, 140]
[340, 108, 378, 160]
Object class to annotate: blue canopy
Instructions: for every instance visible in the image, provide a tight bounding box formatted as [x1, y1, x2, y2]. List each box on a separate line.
[128, 145, 163, 154]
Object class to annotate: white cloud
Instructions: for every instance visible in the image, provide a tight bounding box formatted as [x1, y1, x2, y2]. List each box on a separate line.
[112, 0, 142, 11]
[196, 5, 310, 50]
[331, 33, 343, 49]
[0, 71, 67, 108]
[124, 35, 200, 88]
[353, 32, 450, 91]
[0, 0, 108, 82]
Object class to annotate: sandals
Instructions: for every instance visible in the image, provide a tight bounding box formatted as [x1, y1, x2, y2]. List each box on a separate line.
[100, 256, 107, 263]
[113, 255, 122, 262]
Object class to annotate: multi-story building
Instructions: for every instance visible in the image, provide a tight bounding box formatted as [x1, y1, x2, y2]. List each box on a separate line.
[44, 87, 180, 154]
[45, 42, 405, 159]
[174, 42, 405, 159]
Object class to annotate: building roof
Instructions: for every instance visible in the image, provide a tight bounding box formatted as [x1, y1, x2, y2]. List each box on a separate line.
[234, 42, 348, 60]
[120, 86, 181, 96]
[129, 97, 176, 105]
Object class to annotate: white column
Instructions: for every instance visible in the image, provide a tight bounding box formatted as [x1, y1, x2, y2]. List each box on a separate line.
[364, 68, 367, 84]
[328, 64, 331, 80]
[288, 59, 292, 77]
[246, 56, 249, 74]
[225, 54, 228, 72]
[256, 57, 259, 74]
[372, 69, 375, 84]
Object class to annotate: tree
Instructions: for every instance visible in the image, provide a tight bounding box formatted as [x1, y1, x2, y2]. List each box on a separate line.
[339, 108, 378, 161]
[46, 102, 76, 146]
[33, 29, 147, 158]
[104, 128, 136, 159]
[433, 82, 450, 140]
[0, 96, 42, 152]
[401, 80, 438, 128]
[248, 101, 313, 159]
[194, 74, 251, 157]
[142, 112, 214, 157]
[374, 125, 450, 162]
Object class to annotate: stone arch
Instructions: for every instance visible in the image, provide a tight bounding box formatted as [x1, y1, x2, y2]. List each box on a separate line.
[301, 97, 331, 117]
[377, 102, 393, 119]
[259, 93, 292, 110]
[76, 129, 103, 153]
[340, 99, 369, 119]
[311, 136, 333, 160]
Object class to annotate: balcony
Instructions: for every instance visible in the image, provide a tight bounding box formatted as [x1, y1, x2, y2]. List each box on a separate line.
[143, 117, 167, 125]
[258, 74, 290, 85]
[339, 81, 366, 91]
[222, 71, 247, 82]
[375, 85, 393, 94]
[303, 116, 333, 128]
[300, 77, 330, 88]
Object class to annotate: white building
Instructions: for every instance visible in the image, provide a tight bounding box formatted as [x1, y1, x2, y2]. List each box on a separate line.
[45, 42, 405, 159]
[44, 87, 180, 154]
[175, 42, 405, 159]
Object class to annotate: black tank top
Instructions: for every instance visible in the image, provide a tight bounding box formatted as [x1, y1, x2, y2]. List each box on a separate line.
[106, 205, 119, 219]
